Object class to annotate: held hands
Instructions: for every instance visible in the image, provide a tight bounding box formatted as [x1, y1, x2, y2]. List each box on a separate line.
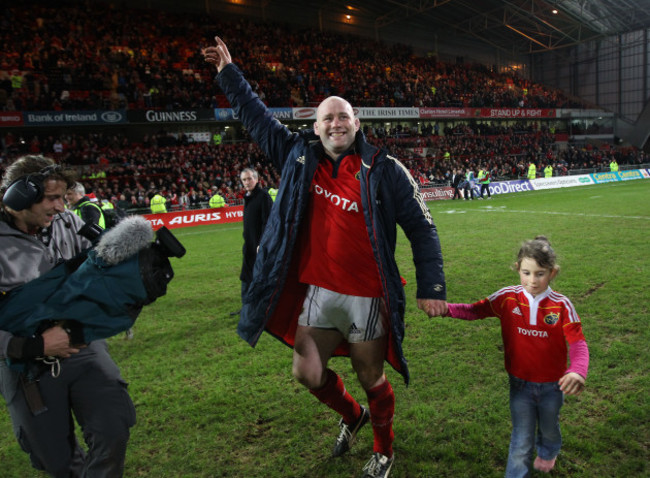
[559, 372, 586, 396]
[202, 36, 232, 73]
[417, 299, 448, 317]
[42, 325, 84, 358]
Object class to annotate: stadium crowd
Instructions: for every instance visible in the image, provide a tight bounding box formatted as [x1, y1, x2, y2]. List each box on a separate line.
[1, 2, 587, 112]
[0, 2, 645, 212]
[1, 125, 645, 212]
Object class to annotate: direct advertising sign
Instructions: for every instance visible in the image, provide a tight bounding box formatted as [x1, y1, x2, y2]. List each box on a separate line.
[487, 179, 534, 195]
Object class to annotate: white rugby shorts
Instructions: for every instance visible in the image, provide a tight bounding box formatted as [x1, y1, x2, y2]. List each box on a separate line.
[297, 285, 387, 343]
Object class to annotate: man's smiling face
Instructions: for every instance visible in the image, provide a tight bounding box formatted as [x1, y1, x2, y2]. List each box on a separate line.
[314, 96, 360, 160]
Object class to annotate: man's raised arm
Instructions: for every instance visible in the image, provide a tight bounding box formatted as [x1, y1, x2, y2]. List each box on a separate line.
[202, 36, 232, 73]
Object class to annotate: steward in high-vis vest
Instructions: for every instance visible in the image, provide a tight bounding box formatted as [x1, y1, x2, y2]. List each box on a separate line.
[10, 71, 23, 90]
[477, 166, 491, 199]
[65, 182, 105, 229]
[544, 165, 553, 178]
[268, 187, 278, 202]
[527, 162, 537, 180]
[150, 192, 167, 214]
[209, 190, 226, 208]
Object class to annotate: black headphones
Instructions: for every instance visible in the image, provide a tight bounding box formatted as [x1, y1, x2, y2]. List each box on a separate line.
[2, 164, 62, 211]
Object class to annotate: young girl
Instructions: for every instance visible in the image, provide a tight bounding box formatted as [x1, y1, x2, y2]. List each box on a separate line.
[443, 236, 589, 477]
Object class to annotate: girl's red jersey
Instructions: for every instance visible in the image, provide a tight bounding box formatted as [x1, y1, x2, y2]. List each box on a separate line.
[467, 285, 586, 382]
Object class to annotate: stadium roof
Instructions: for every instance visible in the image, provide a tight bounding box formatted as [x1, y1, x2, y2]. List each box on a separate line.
[260, 0, 650, 54]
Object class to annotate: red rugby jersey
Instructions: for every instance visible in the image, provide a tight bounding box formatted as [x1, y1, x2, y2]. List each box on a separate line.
[298, 153, 382, 297]
[454, 285, 586, 382]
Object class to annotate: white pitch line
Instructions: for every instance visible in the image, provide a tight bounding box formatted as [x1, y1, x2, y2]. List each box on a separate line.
[455, 207, 650, 220]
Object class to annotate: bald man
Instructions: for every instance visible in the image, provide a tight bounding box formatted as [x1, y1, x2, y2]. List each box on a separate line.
[203, 36, 447, 478]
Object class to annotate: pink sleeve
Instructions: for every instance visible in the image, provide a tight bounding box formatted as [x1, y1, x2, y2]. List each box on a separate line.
[445, 303, 484, 321]
[565, 339, 589, 378]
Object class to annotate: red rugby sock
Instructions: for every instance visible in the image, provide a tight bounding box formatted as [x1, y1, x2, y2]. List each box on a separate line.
[309, 368, 361, 424]
[366, 379, 395, 457]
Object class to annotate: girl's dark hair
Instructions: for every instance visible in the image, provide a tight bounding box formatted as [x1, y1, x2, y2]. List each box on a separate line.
[515, 235, 559, 271]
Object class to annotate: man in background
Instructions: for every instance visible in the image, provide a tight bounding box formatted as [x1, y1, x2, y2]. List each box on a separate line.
[463, 168, 476, 200]
[239, 167, 272, 294]
[65, 182, 105, 229]
[451, 168, 463, 200]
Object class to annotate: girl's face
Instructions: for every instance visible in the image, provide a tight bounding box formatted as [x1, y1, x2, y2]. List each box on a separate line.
[518, 257, 557, 297]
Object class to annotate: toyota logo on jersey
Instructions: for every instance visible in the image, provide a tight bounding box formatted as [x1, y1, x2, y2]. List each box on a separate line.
[312, 183, 360, 213]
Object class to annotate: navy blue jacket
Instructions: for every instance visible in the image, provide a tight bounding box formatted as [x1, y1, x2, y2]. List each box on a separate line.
[218, 64, 446, 384]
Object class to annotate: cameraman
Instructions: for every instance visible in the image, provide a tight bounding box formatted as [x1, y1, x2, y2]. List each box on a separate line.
[0, 155, 135, 477]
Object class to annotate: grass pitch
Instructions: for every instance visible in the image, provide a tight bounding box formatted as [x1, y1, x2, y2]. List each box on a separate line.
[1, 179, 648, 477]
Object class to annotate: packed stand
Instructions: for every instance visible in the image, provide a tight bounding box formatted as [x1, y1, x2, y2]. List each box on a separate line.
[1, 124, 645, 213]
[0, 2, 587, 113]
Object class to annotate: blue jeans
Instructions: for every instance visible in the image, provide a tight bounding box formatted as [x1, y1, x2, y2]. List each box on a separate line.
[505, 375, 564, 478]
